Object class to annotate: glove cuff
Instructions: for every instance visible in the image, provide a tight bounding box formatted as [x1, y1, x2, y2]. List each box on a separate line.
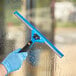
[1, 60, 11, 74]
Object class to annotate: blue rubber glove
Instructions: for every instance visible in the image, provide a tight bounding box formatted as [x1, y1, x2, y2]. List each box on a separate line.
[1, 48, 28, 74]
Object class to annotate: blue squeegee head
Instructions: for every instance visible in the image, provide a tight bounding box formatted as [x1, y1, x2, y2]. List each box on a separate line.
[14, 11, 64, 58]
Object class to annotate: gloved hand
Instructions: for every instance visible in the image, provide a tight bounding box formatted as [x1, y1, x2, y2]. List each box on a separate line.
[1, 48, 28, 74]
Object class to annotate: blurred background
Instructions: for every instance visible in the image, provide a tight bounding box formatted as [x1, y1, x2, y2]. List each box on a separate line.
[0, 0, 76, 76]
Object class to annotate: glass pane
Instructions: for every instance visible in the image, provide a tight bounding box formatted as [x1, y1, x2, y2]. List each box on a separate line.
[55, 1, 76, 76]
[26, 0, 54, 76]
[1, 0, 76, 76]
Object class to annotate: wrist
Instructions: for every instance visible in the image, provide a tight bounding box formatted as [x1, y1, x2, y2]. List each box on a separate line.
[0, 64, 7, 76]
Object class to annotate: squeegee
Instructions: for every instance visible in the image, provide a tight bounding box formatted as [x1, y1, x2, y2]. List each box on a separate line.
[14, 11, 64, 58]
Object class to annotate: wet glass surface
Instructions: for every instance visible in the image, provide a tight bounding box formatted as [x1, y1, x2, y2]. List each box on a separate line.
[0, 0, 76, 76]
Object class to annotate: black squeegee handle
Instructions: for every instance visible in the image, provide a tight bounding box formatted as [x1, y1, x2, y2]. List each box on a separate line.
[19, 41, 33, 53]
